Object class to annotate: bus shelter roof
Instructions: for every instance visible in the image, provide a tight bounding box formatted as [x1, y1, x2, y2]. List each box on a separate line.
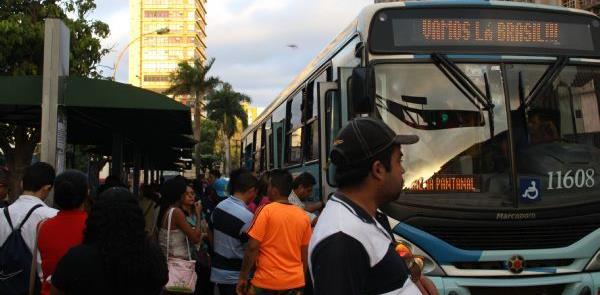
[0, 76, 194, 169]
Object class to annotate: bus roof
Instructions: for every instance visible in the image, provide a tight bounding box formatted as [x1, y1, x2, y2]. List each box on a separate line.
[242, 0, 597, 138]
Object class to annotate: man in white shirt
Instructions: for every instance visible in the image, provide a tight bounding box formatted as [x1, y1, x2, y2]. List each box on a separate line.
[289, 172, 323, 224]
[0, 162, 58, 275]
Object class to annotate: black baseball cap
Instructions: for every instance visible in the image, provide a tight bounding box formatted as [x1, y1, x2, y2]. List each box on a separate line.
[330, 118, 418, 168]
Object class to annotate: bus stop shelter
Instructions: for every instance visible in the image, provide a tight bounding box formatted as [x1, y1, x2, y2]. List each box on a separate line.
[0, 75, 194, 195]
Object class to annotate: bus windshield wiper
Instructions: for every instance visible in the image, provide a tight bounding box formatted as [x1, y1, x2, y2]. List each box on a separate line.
[431, 53, 495, 136]
[524, 57, 567, 107]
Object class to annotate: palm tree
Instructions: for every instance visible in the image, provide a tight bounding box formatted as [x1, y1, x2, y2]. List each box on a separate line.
[206, 83, 251, 175]
[164, 58, 221, 175]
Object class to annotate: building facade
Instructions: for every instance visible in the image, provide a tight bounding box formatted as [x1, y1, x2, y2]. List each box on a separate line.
[129, 0, 207, 104]
[561, 0, 600, 14]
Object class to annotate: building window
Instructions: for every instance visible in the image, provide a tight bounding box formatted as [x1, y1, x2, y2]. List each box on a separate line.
[144, 10, 169, 18]
[143, 75, 170, 82]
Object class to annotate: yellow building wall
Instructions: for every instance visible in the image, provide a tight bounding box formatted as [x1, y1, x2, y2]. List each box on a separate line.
[129, 0, 207, 104]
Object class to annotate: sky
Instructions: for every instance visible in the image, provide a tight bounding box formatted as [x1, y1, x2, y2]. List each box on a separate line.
[91, 0, 372, 108]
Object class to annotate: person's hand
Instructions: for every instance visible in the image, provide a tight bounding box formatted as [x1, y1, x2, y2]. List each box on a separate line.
[417, 275, 439, 295]
[236, 279, 248, 295]
[194, 201, 202, 216]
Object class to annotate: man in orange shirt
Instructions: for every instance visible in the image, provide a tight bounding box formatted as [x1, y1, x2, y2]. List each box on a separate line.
[236, 169, 312, 295]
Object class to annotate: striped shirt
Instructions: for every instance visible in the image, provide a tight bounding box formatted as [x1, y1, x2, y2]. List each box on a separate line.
[210, 195, 254, 284]
[309, 193, 420, 295]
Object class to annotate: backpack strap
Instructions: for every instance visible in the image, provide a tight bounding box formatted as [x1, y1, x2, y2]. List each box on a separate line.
[3, 206, 14, 231]
[17, 204, 43, 231]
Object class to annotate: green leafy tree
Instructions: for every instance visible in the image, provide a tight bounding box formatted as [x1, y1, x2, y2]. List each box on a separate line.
[0, 0, 110, 199]
[206, 83, 251, 175]
[199, 119, 219, 155]
[164, 58, 221, 175]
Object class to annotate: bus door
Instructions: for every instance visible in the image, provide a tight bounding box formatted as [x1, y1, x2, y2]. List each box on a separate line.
[318, 81, 341, 201]
[339, 67, 354, 123]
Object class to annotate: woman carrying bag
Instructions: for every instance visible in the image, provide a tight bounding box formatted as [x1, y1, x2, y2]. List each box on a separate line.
[157, 176, 202, 294]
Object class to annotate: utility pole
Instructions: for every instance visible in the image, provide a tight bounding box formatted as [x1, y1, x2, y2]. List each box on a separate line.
[41, 18, 70, 205]
[41, 18, 69, 175]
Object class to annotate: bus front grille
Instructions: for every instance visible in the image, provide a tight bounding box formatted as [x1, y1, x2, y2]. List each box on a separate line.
[413, 222, 600, 250]
[468, 285, 566, 295]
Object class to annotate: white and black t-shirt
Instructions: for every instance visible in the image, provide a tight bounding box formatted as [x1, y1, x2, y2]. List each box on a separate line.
[308, 193, 420, 295]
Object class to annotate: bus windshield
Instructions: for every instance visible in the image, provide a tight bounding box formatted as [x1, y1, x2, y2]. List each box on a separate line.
[375, 62, 600, 209]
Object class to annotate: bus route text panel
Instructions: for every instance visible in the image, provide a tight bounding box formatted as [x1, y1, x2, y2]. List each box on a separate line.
[393, 18, 592, 51]
[370, 7, 600, 56]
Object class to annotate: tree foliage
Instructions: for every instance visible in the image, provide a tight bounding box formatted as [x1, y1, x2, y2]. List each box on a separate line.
[206, 83, 251, 174]
[164, 57, 221, 175]
[0, 0, 110, 77]
[199, 119, 219, 155]
[206, 83, 251, 138]
[0, 0, 110, 199]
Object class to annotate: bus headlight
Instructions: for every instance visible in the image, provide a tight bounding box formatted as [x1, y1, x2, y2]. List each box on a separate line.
[585, 249, 600, 271]
[393, 234, 446, 276]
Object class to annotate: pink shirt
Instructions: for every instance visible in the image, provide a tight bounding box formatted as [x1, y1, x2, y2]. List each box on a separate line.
[247, 196, 270, 213]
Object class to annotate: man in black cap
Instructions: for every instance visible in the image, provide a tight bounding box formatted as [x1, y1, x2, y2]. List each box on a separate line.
[308, 118, 437, 295]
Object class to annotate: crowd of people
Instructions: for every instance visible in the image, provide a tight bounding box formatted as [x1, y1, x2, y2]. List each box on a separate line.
[0, 117, 438, 295]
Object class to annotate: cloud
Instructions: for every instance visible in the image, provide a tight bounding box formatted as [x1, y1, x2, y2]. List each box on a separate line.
[94, 0, 372, 107]
[90, 0, 130, 81]
[206, 0, 371, 108]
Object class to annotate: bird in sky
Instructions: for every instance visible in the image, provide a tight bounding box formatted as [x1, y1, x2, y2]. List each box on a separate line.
[286, 44, 299, 49]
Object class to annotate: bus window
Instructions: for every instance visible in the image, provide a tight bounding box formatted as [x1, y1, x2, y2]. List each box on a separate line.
[254, 127, 262, 173]
[286, 92, 303, 166]
[244, 132, 254, 171]
[507, 64, 600, 208]
[272, 104, 286, 168]
[265, 117, 273, 170]
[375, 63, 511, 208]
[260, 123, 267, 172]
[325, 90, 342, 157]
[241, 137, 246, 168]
[305, 72, 327, 162]
[324, 89, 341, 187]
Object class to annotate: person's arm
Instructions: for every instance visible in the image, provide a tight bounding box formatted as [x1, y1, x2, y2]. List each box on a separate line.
[311, 232, 369, 295]
[301, 245, 308, 274]
[419, 276, 439, 295]
[236, 238, 260, 295]
[304, 201, 323, 213]
[171, 208, 202, 244]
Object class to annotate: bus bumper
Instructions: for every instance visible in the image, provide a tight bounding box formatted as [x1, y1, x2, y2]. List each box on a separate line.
[429, 271, 600, 295]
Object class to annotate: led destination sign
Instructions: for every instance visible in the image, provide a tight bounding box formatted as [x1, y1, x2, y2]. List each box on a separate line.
[393, 18, 592, 50]
[407, 175, 479, 193]
[370, 8, 600, 55]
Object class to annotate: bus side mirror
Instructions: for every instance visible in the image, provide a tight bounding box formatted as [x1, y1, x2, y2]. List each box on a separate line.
[351, 67, 374, 114]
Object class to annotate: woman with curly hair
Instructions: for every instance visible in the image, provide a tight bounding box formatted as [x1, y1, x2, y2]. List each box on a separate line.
[50, 187, 168, 295]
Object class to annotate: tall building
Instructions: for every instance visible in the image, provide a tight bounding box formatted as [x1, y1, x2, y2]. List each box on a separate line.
[129, 0, 207, 104]
[374, 0, 600, 13]
[561, 0, 600, 14]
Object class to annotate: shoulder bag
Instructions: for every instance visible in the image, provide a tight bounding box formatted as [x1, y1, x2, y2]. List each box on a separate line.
[164, 208, 197, 294]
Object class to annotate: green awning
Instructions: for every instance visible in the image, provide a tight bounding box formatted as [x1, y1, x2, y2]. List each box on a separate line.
[0, 76, 42, 106]
[63, 77, 188, 111]
[0, 75, 194, 168]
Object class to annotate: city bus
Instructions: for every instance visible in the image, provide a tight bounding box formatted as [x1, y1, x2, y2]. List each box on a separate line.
[240, 1, 600, 294]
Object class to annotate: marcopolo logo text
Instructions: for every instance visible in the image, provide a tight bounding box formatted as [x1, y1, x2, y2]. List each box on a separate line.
[496, 212, 536, 220]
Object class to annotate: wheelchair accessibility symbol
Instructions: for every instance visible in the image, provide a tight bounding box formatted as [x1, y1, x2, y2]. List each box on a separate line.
[520, 178, 541, 202]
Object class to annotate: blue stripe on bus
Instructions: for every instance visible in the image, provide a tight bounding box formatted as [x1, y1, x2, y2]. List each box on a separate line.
[393, 222, 483, 264]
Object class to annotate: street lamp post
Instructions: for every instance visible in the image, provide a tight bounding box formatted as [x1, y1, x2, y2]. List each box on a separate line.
[112, 27, 170, 81]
